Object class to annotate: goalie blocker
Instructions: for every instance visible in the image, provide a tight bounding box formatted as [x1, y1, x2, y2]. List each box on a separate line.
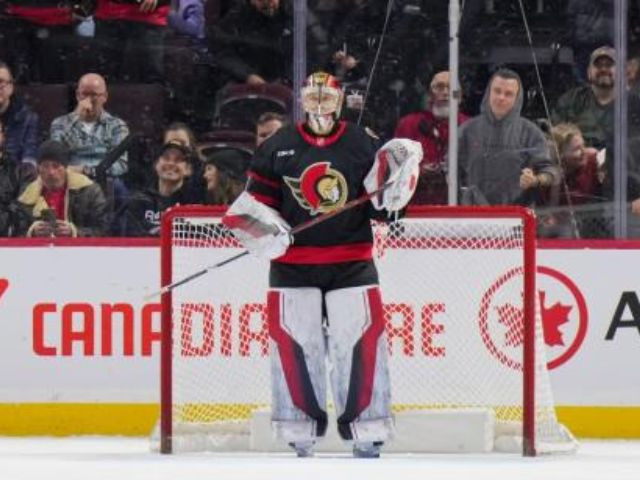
[221, 71, 422, 458]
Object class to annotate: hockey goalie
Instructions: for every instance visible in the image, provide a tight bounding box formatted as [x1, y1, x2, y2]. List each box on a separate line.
[223, 71, 421, 458]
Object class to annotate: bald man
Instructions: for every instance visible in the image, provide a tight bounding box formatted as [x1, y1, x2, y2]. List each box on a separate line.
[50, 73, 130, 178]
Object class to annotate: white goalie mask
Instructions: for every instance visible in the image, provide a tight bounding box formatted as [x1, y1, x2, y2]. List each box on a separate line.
[301, 71, 344, 135]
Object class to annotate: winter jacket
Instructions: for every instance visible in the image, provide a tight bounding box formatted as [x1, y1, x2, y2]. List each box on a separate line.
[0, 150, 36, 236]
[458, 71, 558, 206]
[395, 110, 469, 205]
[0, 97, 39, 165]
[551, 86, 613, 150]
[17, 169, 110, 237]
[168, 0, 204, 39]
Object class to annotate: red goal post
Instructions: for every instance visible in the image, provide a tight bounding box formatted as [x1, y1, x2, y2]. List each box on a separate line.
[158, 205, 576, 456]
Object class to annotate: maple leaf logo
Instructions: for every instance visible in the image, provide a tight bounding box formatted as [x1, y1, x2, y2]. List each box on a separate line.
[495, 302, 524, 348]
[539, 291, 572, 346]
[0, 279, 8, 303]
[495, 290, 573, 349]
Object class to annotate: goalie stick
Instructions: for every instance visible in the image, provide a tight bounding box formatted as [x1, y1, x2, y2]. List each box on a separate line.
[147, 179, 397, 299]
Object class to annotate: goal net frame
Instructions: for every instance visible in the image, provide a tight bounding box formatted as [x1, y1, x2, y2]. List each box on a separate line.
[159, 205, 546, 456]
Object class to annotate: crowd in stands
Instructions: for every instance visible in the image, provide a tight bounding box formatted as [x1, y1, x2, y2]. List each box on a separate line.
[1, 0, 640, 239]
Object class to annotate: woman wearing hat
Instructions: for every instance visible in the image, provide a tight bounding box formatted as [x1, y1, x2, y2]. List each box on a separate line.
[202, 148, 250, 205]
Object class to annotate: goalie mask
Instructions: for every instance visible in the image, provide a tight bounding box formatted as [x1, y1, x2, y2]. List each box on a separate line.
[301, 72, 344, 135]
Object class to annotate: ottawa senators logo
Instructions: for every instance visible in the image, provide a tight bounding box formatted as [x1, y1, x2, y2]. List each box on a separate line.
[284, 162, 348, 215]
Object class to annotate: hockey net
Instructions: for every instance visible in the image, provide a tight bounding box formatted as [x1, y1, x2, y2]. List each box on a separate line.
[157, 205, 577, 456]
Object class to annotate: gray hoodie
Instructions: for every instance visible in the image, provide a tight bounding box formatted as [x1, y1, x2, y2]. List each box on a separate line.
[458, 70, 557, 205]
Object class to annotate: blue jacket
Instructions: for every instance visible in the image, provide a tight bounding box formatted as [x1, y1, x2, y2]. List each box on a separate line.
[168, 0, 205, 39]
[1, 98, 40, 165]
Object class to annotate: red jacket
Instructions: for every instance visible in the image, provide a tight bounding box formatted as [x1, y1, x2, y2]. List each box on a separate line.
[95, 0, 170, 26]
[5, 1, 73, 26]
[562, 150, 601, 206]
[394, 109, 469, 205]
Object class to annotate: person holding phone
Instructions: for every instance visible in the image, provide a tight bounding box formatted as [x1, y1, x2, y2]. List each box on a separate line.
[17, 140, 109, 237]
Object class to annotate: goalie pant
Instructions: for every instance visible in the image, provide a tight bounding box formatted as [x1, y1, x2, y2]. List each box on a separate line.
[244, 121, 394, 444]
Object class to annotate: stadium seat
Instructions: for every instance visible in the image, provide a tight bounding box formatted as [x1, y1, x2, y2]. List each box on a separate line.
[197, 129, 256, 160]
[213, 83, 292, 130]
[18, 83, 71, 138]
[106, 83, 166, 140]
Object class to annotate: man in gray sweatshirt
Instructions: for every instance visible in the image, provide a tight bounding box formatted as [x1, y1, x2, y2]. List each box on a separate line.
[458, 68, 558, 206]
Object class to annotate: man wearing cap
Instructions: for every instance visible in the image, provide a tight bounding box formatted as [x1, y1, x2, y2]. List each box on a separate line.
[120, 140, 197, 236]
[203, 148, 250, 205]
[552, 46, 616, 149]
[16, 140, 109, 237]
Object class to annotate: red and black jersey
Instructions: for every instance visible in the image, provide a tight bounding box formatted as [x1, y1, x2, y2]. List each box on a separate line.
[95, 0, 170, 26]
[5, 1, 74, 26]
[246, 121, 384, 267]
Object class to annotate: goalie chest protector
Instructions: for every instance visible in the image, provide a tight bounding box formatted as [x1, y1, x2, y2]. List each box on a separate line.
[246, 121, 385, 266]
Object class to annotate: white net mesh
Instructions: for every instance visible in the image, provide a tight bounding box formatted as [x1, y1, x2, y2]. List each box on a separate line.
[161, 207, 576, 455]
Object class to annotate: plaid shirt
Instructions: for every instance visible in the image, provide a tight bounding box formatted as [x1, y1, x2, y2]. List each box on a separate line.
[50, 110, 129, 177]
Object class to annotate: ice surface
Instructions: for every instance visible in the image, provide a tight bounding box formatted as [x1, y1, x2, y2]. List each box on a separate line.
[0, 437, 638, 480]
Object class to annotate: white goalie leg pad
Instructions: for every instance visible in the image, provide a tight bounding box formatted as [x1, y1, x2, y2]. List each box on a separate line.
[268, 288, 328, 443]
[325, 285, 393, 442]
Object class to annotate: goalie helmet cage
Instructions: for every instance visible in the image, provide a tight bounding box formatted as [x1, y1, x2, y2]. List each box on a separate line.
[159, 205, 576, 457]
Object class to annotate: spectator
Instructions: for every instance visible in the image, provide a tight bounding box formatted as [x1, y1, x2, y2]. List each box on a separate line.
[566, 0, 614, 82]
[168, 0, 205, 41]
[539, 123, 605, 238]
[627, 56, 640, 96]
[458, 68, 558, 206]
[50, 73, 129, 178]
[211, 0, 292, 86]
[2, 1, 80, 83]
[394, 70, 469, 205]
[163, 121, 197, 151]
[203, 148, 250, 205]
[256, 111, 285, 147]
[552, 46, 615, 150]
[163, 121, 205, 203]
[95, 0, 170, 83]
[17, 140, 109, 237]
[0, 60, 39, 166]
[329, 1, 433, 137]
[0, 118, 36, 236]
[120, 140, 196, 236]
[211, 0, 328, 86]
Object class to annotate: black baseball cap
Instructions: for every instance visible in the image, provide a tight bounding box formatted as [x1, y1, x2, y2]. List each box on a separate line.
[204, 148, 251, 182]
[157, 140, 194, 164]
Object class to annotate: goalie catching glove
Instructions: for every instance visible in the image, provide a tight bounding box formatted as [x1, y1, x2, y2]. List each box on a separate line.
[364, 138, 422, 211]
[222, 192, 292, 260]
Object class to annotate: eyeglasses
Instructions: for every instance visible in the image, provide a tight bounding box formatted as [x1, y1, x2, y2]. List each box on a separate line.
[431, 82, 450, 93]
[0, 79, 13, 89]
[78, 90, 106, 99]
